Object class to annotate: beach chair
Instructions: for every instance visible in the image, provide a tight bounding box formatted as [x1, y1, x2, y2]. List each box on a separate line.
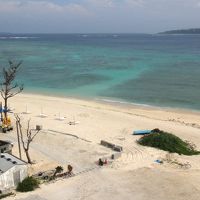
[39, 113, 48, 118]
[68, 121, 80, 125]
[68, 116, 80, 125]
[38, 107, 48, 118]
[22, 105, 31, 114]
[55, 113, 65, 121]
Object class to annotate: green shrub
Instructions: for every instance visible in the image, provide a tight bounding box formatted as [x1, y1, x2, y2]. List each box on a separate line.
[16, 176, 39, 192]
[138, 131, 200, 155]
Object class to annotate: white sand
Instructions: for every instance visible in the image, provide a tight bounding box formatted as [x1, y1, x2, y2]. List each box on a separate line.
[1, 93, 200, 200]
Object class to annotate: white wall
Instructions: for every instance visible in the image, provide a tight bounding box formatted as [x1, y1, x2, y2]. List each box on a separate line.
[0, 165, 27, 190]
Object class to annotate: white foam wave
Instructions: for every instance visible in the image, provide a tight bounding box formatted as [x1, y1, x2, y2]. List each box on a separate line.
[0, 36, 38, 40]
[96, 98, 152, 107]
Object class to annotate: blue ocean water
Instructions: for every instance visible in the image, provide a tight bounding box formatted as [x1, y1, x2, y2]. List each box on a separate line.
[0, 33, 200, 110]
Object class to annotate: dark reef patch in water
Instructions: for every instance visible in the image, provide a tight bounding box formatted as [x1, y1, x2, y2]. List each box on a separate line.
[26, 73, 111, 89]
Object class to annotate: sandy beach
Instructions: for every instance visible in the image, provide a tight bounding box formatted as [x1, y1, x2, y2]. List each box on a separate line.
[1, 93, 200, 200]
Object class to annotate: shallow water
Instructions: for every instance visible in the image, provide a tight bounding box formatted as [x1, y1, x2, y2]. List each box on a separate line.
[0, 33, 200, 110]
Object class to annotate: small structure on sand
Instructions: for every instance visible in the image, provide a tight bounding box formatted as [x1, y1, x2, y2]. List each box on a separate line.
[0, 153, 27, 193]
[100, 140, 123, 152]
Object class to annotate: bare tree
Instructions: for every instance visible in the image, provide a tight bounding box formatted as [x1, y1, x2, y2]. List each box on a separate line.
[15, 114, 39, 164]
[15, 116, 22, 159]
[0, 102, 3, 122]
[0, 61, 23, 118]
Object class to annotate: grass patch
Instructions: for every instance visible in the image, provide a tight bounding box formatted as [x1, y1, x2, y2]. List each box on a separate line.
[137, 130, 200, 155]
[16, 176, 39, 192]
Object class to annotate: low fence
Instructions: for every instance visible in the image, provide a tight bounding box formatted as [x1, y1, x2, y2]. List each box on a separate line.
[100, 140, 123, 152]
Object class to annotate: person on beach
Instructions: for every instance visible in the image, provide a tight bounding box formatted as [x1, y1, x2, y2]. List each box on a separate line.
[104, 158, 108, 165]
[68, 165, 73, 175]
[98, 158, 104, 166]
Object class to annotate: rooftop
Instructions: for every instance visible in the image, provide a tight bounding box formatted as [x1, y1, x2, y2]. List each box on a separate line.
[0, 153, 27, 175]
[0, 140, 10, 146]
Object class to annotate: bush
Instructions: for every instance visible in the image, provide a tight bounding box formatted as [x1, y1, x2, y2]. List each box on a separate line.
[16, 176, 39, 192]
[138, 131, 200, 155]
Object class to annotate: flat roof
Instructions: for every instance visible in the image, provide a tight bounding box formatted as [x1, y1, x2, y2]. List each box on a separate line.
[0, 153, 27, 175]
[0, 140, 10, 146]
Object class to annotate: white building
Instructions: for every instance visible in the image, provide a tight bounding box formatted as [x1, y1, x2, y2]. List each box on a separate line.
[0, 153, 27, 193]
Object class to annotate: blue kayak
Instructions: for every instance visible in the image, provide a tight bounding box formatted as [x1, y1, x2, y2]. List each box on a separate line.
[133, 130, 152, 135]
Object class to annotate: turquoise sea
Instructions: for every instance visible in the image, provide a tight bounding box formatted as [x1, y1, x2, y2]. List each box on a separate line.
[0, 33, 200, 110]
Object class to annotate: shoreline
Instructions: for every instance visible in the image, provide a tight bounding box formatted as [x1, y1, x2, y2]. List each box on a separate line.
[7, 92, 200, 133]
[21, 90, 200, 116]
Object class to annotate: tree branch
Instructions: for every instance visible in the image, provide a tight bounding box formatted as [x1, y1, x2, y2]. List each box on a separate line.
[7, 86, 24, 99]
[30, 129, 40, 142]
[14, 114, 40, 164]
